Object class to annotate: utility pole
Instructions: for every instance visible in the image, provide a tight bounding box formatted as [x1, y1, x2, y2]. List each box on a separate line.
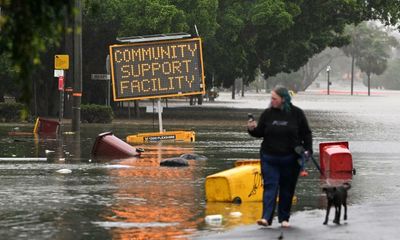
[72, 0, 82, 132]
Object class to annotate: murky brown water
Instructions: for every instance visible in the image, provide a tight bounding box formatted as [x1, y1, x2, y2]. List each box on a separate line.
[1, 91, 400, 239]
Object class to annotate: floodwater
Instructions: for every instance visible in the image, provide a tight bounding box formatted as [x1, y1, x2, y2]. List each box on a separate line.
[1, 91, 400, 239]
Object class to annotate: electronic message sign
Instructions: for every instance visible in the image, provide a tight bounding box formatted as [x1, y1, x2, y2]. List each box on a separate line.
[109, 38, 205, 101]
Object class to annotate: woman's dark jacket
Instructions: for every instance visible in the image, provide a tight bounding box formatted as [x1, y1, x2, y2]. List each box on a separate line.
[248, 104, 312, 156]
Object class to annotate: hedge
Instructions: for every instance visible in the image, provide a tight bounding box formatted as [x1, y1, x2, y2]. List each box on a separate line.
[0, 102, 25, 122]
[81, 104, 113, 123]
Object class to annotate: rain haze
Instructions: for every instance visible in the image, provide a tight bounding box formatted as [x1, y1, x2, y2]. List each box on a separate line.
[1, 1, 400, 240]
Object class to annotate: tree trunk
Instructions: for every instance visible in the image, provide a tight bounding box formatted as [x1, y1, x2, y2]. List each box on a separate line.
[241, 79, 245, 97]
[351, 55, 355, 96]
[367, 73, 371, 96]
[231, 83, 235, 99]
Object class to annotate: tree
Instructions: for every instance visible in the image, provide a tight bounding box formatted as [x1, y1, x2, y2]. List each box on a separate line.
[0, 53, 18, 101]
[299, 48, 344, 91]
[374, 59, 400, 90]
[81, 0, 218, 104]
[3, 0, 400, 106]
[0, 1, 71, 105]
[254, 1, 400, 92]
[352, 23, 398, 95]
[211, 0, 296, 99]
[342, 24, 364, 95]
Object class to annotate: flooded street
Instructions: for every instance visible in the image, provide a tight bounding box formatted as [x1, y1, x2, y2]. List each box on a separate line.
[1, 91, 400, 239]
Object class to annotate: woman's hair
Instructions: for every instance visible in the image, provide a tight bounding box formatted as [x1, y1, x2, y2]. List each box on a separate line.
[272, 85, 291, 112]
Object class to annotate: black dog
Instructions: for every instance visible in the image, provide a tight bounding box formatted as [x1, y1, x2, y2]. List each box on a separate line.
[322, 182, 351, 225]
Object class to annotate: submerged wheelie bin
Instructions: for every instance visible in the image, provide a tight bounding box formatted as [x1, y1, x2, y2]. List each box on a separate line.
[91, 132, 142, 160]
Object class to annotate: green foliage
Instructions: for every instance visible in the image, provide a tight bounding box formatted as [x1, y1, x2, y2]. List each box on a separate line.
[0, 53, 18, 100]
[220, 0, 400, 91]
[0, 102, 24, 122]
[373, 59, 400, 90]
[354, 23, 398, 77]
[3, 0, 400, 105]
[0, 1, 71, 104]
[211, 0, 369, 90]
[115, 0, 186, 36]
[267, 71, 303, 92]
[81, 0, 219, 104]
[81, 104, 114, 123]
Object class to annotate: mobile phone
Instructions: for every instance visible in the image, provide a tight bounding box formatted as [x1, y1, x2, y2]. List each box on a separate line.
[248, 113, 255, 121]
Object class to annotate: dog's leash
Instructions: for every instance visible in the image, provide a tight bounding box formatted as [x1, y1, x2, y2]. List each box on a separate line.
[310, 155, 324, 176]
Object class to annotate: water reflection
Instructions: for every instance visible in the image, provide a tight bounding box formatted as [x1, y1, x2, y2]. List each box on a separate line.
[204, 202, 262, 229]
[101, 144, 202, 239]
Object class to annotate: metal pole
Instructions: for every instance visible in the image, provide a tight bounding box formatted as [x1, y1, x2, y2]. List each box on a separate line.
[152, 99, 155, 132]
[107, 79, 110, 106]
[59, 89, 64, 134]
[157, 99, 163, 133]
[106, 54, 111, 106]
[128, 101, 131, 120]
[33, 75, 38, 118]
[72, 0, 82, 132]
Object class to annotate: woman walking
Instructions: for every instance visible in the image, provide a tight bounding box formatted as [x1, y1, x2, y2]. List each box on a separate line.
[247, 86, 312, 228]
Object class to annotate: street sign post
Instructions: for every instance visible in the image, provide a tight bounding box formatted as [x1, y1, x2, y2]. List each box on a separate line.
[54, 54, 69, 133]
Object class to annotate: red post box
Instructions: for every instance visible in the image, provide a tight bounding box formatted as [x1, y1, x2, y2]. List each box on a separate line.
[319, 142, 353, 179]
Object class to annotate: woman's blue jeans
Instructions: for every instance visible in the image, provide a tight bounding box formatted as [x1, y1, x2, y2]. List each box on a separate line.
[260, 152, 300, 223]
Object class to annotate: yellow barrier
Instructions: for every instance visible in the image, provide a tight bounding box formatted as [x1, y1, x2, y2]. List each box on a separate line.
[126, 130, 195, 143]
[205, 160, 297, 204]
[206, 165, 263, 202]
[33, 117, 40, 134]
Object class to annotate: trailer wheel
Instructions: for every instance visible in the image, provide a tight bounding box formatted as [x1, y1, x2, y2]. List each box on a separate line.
[232, 197, 242, 204]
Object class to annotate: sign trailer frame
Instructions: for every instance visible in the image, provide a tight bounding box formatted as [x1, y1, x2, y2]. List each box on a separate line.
[110, 34, 203, 141]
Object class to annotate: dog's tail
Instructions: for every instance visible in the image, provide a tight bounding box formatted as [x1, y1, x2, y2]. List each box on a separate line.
[343, 182, 351, 190]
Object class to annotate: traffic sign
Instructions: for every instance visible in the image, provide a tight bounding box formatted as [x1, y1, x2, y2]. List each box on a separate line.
[91, 74, 110, 80]
[54, 69, 64, 77]
[55, 55, 69, 70]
